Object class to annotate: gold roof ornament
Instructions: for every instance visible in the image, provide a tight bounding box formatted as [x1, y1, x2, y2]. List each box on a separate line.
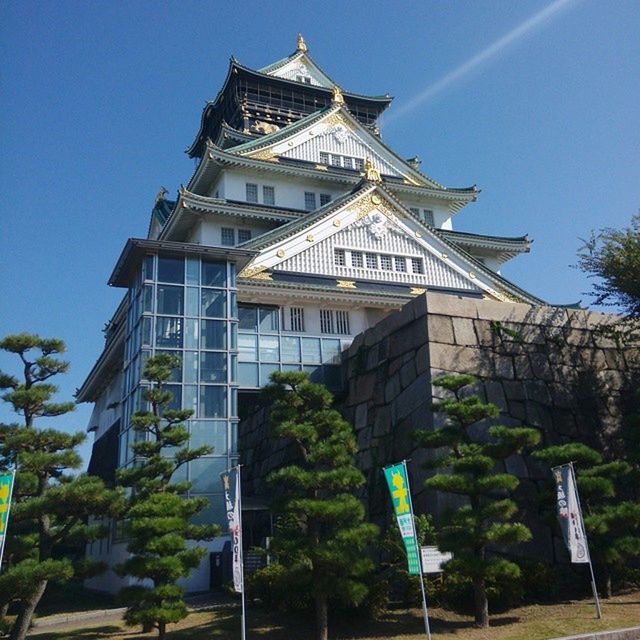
[155, 186, 168, 204]
[296, 33, 308, 53]
[364, 158, 382, 183]
[331, 85, 345, 105]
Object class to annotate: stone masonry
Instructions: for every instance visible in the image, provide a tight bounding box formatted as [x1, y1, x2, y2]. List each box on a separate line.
[240, 292, 640, 565]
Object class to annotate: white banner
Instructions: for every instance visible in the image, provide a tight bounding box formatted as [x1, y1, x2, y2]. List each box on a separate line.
[222, 468, 244, 592]
[553, 464, 589, 564]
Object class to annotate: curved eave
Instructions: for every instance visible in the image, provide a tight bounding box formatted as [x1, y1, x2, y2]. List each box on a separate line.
[439, 230, 532, 261]
[186, 59, 392, 158]
[188, 142, 478, 207]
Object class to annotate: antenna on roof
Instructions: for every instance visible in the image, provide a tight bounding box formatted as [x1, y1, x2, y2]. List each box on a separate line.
[296, 33, 308, 53]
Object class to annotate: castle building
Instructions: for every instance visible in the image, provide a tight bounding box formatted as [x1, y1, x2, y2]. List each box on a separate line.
[78, 35, 543, 593]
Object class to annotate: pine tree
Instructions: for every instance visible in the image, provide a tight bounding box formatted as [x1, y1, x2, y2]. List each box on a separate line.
[0, 334, 122, 640]
[413, 374, 540, 628]
[532, 442, 640, 598]
[116, 353, 220, 640]
[261, 371, 378, 640]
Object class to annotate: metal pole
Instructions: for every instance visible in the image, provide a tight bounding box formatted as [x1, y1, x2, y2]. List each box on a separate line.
[402, 460, 432, 640]
[237, 464, 247, 640]
[569, 462, 602, 619]
[0, 470, 16, 572]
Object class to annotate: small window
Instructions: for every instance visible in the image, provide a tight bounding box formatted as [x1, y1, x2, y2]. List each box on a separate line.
[365, 253, 378, 269]
[304, 192, 316, 211]
[380, 255, 392, 271]
[411, 258, 424, 274]
[320, 309, 334, 334]
[422, 209, 434, 226]
[330, 154, 342, 167]
[343, 157, 353, 169]
[351, 251, 363, 268]
[395, 257, 407, 272]
[221, 228, 235, 246]
[334, 249, 346, 266]
[263, 185, 275, 205]
[237, 229, 252, 244]
[319, 193, 332, 206]
[246, 183, 258, 203]
[353, 158, 364, 171]
[289, 307, 305, 332]
[335, 310, 350, 335]
[319, 152, 329, 164]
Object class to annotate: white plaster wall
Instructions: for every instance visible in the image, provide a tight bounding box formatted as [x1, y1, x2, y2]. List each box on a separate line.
[88, 371, 123, 440]
[281, 303, 368, 337]
[188, 218, 276, 247]
[215, 170, 345, 211]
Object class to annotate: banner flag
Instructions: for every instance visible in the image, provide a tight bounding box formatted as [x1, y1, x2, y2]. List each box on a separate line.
[0, 471, 15, 567]
[552, 464, 589, 564]
[221, 467, 243, 592]
[384, 462, 421, 575]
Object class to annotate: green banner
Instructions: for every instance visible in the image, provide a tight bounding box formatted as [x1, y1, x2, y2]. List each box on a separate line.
[0, 472, 15, 565]
[384, 462, 420, 575]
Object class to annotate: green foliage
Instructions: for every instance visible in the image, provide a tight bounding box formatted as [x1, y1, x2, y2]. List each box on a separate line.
[577, 212, 640, 320]
[116, 353, 220, 639]
[532, 442, 640, 596]
[0, 334, 121, 640]
[261, 371, 379, 640]
[413, 374, 539, 627]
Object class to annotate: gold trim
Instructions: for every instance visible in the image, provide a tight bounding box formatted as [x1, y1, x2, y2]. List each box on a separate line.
[315, 164, 328, 171]
[415, 231, 422, 238]
[410, 287, 426, 296]
[238, 265, 267, 279]
[277, 249, 285, 258]
[333, 219, 341, 227]
[306, 234, 314, 243]
[469, 271, 476, 279]
[249, 149, 277, 161]
[248, 271, 273, 281]
[371, 194, 381, 205]
[331, 85, 345, 105]
[296, 33, 308, 53]
[364, 158, 382, 183]
[336, 280, 356, 289]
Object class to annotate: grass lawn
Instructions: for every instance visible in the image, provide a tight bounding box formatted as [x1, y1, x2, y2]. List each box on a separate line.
[27, 590, 640, 640]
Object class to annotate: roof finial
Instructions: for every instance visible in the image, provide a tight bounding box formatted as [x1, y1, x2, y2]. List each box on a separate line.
[364, 159, 382, 183]
[296, 33, 308, 53]
[331, 85, 345, 105]
[155, 186, 168, 204]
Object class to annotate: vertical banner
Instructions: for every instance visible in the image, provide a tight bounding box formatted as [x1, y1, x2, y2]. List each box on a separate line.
[552, 464, 589, 563]
[221, 467, 243, 592]
[384, 462, 420, 575]
[0, 471, 15, 568]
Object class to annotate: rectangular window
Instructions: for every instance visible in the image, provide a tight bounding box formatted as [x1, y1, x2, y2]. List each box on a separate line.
[334, 248, 346, 266]
[199, 386, 226, 418]
[155, 317, 183, 348]
[351, 251, 363, 268]
[319, 193, 332, 206]
[237, 229, 252, 244]
[263, 185, 275, 205]
[330, 154, 342, 167]
[319, 152, 329, 164]
[202, 261, 226, 287]
[343, 157, 353, 169]
[411, 257, 424, 274]
[365, 253, 378, 269]
[201, 289, 226, 318]
[157, 257, 184, 284]
[289, 307, 305, 332]
[246, 183, 258, 203]
[422, 209, 435, 226]
[259, 307, 279, 332]
[395, 257, 407, 272]
[200, 352, 227, 383]
[221, 228, 235, 246]
[353, 158, 364, 171]
[200, 319, 227, 350]
[156, 285, 183, 315]
[335, 310, 350, 335]
[380, 255, 393, 270]
[304, 191, 316, 211]
[320, 309, 334, 334]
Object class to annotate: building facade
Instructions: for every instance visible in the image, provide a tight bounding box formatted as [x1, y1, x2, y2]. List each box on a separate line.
[78, 35, 544, 593]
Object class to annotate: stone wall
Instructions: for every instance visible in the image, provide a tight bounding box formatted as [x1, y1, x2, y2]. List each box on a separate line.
[341, 292, 639, 564]
[240, 292, 639, 565]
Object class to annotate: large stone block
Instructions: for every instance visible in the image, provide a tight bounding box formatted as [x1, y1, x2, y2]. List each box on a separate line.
[394, 373, 431, 422]
[426, 292, 479, 318]
[429, 342, 493, 376]
[493, 354, 515, 379]
[484, 380, 507, 409]
[354, 403, 368, 431]
[529, 352, 553, 381]
[426, 314, 454, 344]
[451, 316, 478, 346]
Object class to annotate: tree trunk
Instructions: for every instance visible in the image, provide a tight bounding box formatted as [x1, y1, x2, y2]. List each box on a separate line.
[315, 593, 328, 640]
[158, 620, 166, 640]
[9, 580, 47, 640]
[603, 568, 612, 599]
[473, 576, 489, 628]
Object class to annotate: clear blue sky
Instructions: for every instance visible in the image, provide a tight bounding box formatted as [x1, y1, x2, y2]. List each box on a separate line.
[1, 0, 638, 464]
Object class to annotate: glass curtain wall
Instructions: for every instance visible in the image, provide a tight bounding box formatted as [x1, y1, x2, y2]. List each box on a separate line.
[120, 253, 238, 528]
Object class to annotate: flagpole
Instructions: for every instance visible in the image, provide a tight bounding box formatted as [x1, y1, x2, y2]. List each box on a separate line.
[402, 460, 432, 640]
[569, 462, 602, 619]
[237, 464, 247, 640]
[0, 470, 16, 572]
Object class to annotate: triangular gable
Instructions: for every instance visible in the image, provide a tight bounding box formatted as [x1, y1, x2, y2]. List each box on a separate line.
[235, 105, 443, 190]
[263, 51, 335, 88]
[239, 184, 541, 304]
